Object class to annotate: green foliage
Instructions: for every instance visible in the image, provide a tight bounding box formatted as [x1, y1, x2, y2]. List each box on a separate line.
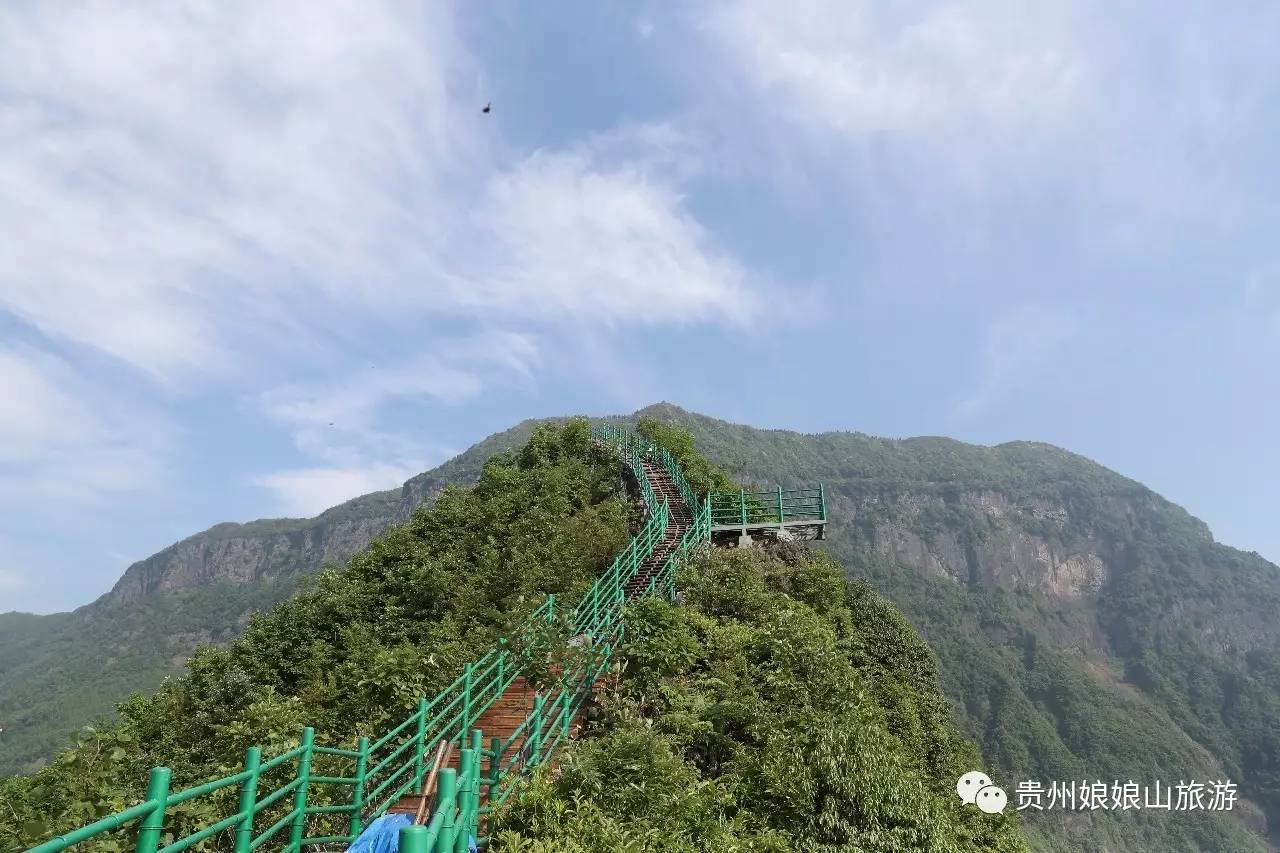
[635, 418, 738, 497]
[859, 559, 1271, 853]
[0, 582, 298, 779]
[492, 547, 1030, 852]
[631, 402, 1277, 853]
[10, 401, 1280, 853]
[0, 420, 631, 852]
[0, 414, 564, 780]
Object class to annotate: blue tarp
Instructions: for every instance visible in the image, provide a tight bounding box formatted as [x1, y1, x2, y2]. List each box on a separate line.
[348, 813, 412, 853]
[347, 813, 478, 853]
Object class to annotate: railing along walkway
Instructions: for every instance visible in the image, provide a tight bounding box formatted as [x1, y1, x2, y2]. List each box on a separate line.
[25, 425, 708, 853]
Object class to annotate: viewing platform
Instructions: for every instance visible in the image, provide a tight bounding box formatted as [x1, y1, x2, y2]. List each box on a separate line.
[709, 485, 827, 546]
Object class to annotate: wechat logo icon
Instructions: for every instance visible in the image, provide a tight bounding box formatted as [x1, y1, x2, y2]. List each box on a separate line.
[957, 771, 1008, 814]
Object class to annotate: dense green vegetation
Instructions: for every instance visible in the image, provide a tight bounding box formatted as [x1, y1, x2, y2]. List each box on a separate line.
[1, 415, 1028, 853]
[842, 549, 1272, 853]
[0, 582, 296, 778]
[8, 401, 1279, 852]
[634, 417, 738, 497]
[0, 417, 553, 779]
[0, 420, 630, 851]
[631, 403, 1280, 852]
[492, 546, 1027, 852]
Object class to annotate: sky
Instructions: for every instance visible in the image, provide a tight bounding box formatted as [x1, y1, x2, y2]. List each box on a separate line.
[1, 1, 1279, 613]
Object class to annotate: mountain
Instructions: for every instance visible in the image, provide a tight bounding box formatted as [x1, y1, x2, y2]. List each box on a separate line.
[0, 417, 551, 776]
[100, 418, 552, 607]
[1, 420, 1025, 853]
[4, 403, 1278, 853]
[634, 403, 1280, 853]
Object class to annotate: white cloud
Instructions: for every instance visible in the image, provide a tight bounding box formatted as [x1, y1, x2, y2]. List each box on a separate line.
[955, 304, 1078, 419]
[0, 1, 470, 381]
[469, 149, 758, 326]
[706, 1, 1086, 136]
[262, 362, 483, 434]
[0, 3, 755, 381]
[0, 2, 762, 537]
[0, 344, 165, 505]
[697, 0, 1276, 242]
[251, 462, 424, 518]
[259, 330, 540, 435]
[251, 330, 539, 514]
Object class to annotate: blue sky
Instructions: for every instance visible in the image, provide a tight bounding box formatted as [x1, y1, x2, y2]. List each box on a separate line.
[2, 1, 1279, 613]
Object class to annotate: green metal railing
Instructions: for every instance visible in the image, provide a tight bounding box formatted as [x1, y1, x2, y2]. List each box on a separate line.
[410, 731, 485, 852]
[594, 424, 698, 511]
[708, 485, 826, 530]
[26, 423, 705, 853]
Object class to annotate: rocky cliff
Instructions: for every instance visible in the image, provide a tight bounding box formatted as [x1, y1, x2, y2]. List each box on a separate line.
[630, 404, 1280, 852]
[101, 493, 404, 606]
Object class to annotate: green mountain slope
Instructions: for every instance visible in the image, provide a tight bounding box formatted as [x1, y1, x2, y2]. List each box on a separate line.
[0, 418, 552, 777]
[6, 402, 1277, 853]
[494, 545, 1029, 852]
[629, 403, 1280, 852]
[0, 421, 1013, 852]
[1, 422, 632, 848]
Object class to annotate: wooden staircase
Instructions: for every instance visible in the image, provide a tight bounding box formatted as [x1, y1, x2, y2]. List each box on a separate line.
[385, 677, 538, 819]
[623, 459, 693, 598]
[384, 457, 689, 825]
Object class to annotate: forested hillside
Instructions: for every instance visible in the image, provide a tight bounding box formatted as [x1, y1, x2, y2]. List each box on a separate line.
[1, 421, 1019, 852]
[634, 404, 1280, 852]
[493, 545, 1028, 852]
[0, 420, 549, 777]
[0, 422, 630, 849]
[6, 402, 1277, 852]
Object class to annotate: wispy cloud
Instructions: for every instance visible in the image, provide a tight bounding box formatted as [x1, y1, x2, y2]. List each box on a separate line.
[0, 4, 755, 379]
[470, 147, 758, 327]
[250, 330, 539, 514]
[0, 343, 166, 506]
[260, 361, 485, 435]
[955, 304, 1079, 419]
[0, 2, 763, 527]
[0, 1, 472, 381]
[250, 463, 423, 518]
[706, 2, 1086, 135]
[696, 0, 1278, 246]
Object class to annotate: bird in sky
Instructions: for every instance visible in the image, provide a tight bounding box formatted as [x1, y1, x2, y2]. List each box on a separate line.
[482, 102, 491, 114]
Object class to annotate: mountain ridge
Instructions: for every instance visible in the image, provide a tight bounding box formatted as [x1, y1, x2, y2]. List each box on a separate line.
[8, 403, 1220, 618]
[95, 416, 563, 609]
[4, 403, 1278, 852]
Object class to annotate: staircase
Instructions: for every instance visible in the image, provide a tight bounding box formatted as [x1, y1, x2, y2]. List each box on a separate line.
[623, 459, 693, 598]
[33, 424, 826, 853]
[386, 678, 537, 819]
[386, 453, 690, 824]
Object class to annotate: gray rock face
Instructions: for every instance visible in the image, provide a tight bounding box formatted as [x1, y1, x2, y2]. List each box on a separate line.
[102, 512, 402, 606]
[828, 483, 1278, 662]
[858, 490, 1112, 599]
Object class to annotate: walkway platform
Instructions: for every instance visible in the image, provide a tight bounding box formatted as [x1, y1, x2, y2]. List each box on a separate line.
[709, 486, 827, 545]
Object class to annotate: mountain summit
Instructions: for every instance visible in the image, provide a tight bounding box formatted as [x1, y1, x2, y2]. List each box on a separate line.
[3, 404, 1278, 852]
